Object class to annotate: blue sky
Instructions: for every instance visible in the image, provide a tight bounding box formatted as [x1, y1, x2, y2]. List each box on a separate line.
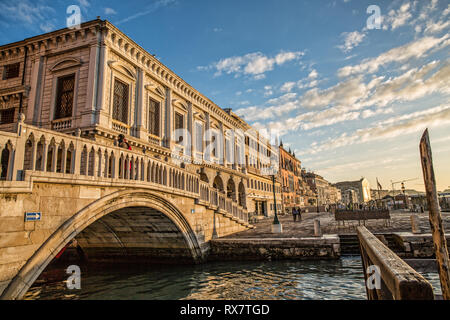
[0, 0, 449, 191]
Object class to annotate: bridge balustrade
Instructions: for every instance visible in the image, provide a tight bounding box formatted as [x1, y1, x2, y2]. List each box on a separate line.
[225, 198, 232, 215]
[218, 193, 226, 211]
[199, 181, 209, 202]
[0, 117, 250, 225]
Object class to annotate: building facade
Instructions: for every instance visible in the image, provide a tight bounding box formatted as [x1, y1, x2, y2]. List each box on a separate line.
[0, 19, 281, 213]
[278, 145, 304, 211]
[303, 172, 340, 206]
[334, 178, 371, 204]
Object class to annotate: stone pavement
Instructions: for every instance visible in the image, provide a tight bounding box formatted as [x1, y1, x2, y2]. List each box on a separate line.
[220, 210, 450, 238]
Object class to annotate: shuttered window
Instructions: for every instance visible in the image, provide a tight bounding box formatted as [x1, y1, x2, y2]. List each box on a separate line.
[148, 98, 160, 136]
[112, 79, 129, 124]
[0, 108, 15, 124]
[3, 63, 20, 80]
[54, 74, 75, 119]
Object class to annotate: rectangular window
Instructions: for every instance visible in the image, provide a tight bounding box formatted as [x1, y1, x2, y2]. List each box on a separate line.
[54, 74, 75, 120]
[3, 63, 20, 80]
[112, 79, 129, 124]
[0, 108, 15, 124]
[195, 122, 203, 152]
[174, 112, 184, 144]
[148, 98, 160, 136]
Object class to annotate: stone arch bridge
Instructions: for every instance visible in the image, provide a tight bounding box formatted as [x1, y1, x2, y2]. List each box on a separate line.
[0, 119, 252, 299]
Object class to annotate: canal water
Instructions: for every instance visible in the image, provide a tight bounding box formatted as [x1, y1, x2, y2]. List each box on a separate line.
[23, 256, 442, 300]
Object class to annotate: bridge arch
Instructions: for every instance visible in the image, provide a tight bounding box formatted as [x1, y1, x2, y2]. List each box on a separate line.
[1, 189, 203, 300]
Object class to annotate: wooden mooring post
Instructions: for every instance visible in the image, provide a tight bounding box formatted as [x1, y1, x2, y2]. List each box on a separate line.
[419, 129, 450, 300]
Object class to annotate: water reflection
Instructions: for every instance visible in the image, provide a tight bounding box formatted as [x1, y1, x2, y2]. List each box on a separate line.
[24, 257, 373, 300]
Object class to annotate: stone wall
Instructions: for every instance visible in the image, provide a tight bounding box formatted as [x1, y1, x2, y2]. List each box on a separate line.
[208, 235, 341, 261]
[0, 179, 249, 299]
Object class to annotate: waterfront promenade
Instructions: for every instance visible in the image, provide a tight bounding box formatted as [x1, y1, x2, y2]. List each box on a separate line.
[221, 210, 450, 238]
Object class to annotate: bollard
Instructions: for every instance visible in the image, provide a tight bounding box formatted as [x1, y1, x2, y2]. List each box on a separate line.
[410, 214, 422, 234]
[314, 219, 321, 237]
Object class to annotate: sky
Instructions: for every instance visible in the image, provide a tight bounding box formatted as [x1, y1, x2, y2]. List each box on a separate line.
[0, 0, 449, 192]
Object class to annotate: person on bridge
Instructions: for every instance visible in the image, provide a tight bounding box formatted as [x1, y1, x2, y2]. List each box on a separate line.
[118, 134, 132, 150]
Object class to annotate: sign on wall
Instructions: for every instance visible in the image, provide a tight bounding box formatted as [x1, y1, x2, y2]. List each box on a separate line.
[25, 212, 41, 221]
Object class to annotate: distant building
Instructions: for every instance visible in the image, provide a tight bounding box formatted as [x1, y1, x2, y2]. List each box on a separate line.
[341, 188, 358, 205]
[370, 189, 390, 200]
[278, 144, 304, 211]
[335, 178, 371, 204]
[304, 172, 340, 206]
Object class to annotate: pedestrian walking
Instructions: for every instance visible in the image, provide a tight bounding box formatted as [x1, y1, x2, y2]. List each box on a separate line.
[292, 208, 297, 222]
[298, 207, 302, 222]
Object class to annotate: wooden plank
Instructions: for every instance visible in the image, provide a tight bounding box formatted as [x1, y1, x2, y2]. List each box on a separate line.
[419, 129, 450, 299]
[357, 226, 434, 300]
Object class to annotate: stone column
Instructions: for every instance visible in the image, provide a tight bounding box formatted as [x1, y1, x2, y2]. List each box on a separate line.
[61, 146, 67, 174]
[98, 151, 104, 177]
[40, 142, 48, 172]
[50, 144, 58, 172]
[164, 87, 172, 150]
[72, 130, 82, 175]
[135, 158, 140, 181]
[84, 29, 102, 127]
[411, 214, 422, 234]
[28, 56, 45, 126]
[219, 122, 225, 166]
[95, 32, 108, 128]
[133, 68, 146, 139]
[204, 112, 210, 162]
[30, 140, 37, 171]
[104, 152, 109, 178]
[112, 153, 119, 179]
[187, 101, 193, 160]
[314, 219, 322, 237]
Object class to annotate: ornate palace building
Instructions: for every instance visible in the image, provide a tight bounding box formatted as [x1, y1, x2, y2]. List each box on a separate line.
[0, 18, 281, 217]
[278, 143, 314, 212]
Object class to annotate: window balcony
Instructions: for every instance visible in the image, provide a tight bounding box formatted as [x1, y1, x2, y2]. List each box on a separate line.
[112, 120, 129, 135]
[51, 117, 72, 131]
[148, 133, 161, 147]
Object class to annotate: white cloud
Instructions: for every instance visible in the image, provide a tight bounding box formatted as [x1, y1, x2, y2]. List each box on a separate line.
[247, 58, 449, 138]
[302, 104, 450, 155]
[338, 35, 449, 77]
[308, 69, 318, 79]
[280, 81, 296, 93]
[78, 0, 90, 8]
[385, 2, 413, 30]
[361, 108, 394, 119]
[203, 50, 304, 79]
[267, 93, 297, 105]
[337, 31, 366, 53]
[0, 0, 55, 31]
[104, 7, 117, 15]
[39, 22, 54, 33]
[299, 75, 374, 109]
[424, 20, 450, 34]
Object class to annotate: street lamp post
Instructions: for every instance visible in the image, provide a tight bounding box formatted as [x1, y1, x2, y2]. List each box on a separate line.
[271, 174, 282, 233]
[316, 194, 320, 213]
